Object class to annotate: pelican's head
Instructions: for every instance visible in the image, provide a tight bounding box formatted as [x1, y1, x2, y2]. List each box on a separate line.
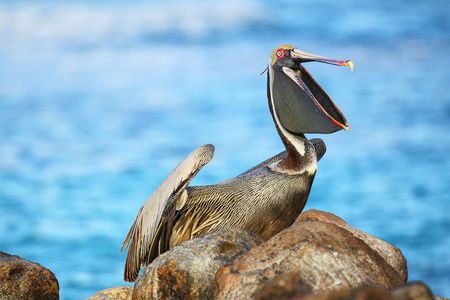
[268, 44, 353, 134]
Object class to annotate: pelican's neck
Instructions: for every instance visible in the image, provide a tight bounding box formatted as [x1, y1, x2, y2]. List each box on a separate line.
[267, 67, 317, 174]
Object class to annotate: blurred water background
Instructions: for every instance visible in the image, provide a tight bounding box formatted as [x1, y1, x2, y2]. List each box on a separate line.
[1, 0, 449, 298]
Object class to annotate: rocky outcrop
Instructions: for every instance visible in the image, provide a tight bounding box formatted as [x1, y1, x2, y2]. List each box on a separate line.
[298, 209, 408, 282]
[254, 273, 312, 300]
[212, 210, 407, 299]
[391, 281, 434, 300]
[0, 251, 59, 300]
[3, 211, 445, 300]
[255, 280, 435, 300]
[132, 228, 263, 300]
[87, 286, 133, 300]
[87, 210, 447, 300]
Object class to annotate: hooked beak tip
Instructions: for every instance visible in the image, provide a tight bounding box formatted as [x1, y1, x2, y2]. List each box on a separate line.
[345, 60, 354, 71]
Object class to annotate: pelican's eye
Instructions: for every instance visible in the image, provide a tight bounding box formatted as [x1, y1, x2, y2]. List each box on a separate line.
[276, 49, 285, 59]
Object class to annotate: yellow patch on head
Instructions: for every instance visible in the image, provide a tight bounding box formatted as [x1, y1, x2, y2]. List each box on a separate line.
[270, 44, 296, 66]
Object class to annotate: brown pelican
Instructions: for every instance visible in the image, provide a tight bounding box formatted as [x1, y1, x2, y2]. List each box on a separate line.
[121, 45, 353, 282]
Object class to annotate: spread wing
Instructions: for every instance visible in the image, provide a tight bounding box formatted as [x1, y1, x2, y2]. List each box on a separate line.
[121, 144, 215, 282]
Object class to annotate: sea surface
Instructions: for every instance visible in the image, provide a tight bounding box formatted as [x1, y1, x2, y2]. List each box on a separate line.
[0, 0, 449, 299]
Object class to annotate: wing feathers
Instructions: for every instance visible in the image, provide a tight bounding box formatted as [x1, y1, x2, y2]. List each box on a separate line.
[121, 144, 215, 282]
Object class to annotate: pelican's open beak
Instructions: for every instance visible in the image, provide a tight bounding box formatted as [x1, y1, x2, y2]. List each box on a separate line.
[271, 47, 353, 134]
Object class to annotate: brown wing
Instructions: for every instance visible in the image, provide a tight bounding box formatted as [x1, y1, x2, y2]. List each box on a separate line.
[121, 144, 215, 282]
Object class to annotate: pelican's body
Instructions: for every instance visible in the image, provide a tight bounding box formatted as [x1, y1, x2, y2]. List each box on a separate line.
[178, 164, 314, 241]
[149, 139, 320, 258]
[122, 45, 353, 282]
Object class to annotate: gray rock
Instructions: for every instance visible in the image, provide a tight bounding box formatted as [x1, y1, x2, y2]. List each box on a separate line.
[86, 286, 133, 300]
[133, 228, 263, 299]
[212, 210, 406, 299]
[0, 251, 59, 300]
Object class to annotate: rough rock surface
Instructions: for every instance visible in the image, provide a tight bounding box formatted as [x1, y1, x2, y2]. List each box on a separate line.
[298, 209, 408, 282]
[212, 210, 406, 299]
[0, 251, 59, 300]
[87, 286, 133, 300]
[304, 286, 391, 300]
[254, 273, 311, 300]
[254, 277, 435, 300]
[391, 281, 434, 300]
[132, 228, 263, 300]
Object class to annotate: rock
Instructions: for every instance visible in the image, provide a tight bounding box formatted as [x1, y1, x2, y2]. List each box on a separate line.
[212, 210, 405, 299]
[255, 279, 394, 300]
[256, 281, 438, 300]
[133, 228, 263, 299]
[298, 209, 408, 282]
[0, 251, 59, 300]
[255, 281, 437, 300]
[87, 286, 133, 300]
[255, 276, 437, 300]
[254, 273, 311, 300]
[392, 281, 434, 300]
[308, 286, 391, 300]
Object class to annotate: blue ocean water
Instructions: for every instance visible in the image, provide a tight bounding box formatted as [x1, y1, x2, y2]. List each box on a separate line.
[0, 0, 449, 298]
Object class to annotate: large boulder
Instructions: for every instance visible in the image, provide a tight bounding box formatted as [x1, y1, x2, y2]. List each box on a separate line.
[391, 281, 434, 300]
[212, 210, 407, 299]
[0, 251, 59, 300]
[132, 228, 263, 299]
[255, 280, 435, 300]
[254, 273, 312, 300]
[298, 209, 408, 282]
[87, 286, 133, 300]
